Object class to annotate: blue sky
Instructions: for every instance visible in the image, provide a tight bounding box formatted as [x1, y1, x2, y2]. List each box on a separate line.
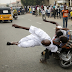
[0, 0, 16, 4]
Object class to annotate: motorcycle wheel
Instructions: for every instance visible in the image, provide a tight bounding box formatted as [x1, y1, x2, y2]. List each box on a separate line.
[15, 18, 17, 20]
[59, 53, 72, 68]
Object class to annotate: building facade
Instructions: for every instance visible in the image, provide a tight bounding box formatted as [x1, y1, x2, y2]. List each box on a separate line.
[16, 0, 22, 7]
[9, 0, 22, 7]
[0, 4, 6, 7]
[44, 0, 72, 6]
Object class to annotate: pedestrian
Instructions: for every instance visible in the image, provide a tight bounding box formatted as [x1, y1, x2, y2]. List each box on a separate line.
[50, 5, 53, 17]
[27, 5, 29, 12]
[60, 4, 64, 18]
[29, 6, 32, 13]
[62, 6, 69, 28]
[37, 5, 39, 16]
[32, 6, 35, 15]
[7, 24, 58, 63]
[70, 10, 72, 21]
[42, 8, 46, 20]
[47, 7, 50, 18]
[56, 6, 61, 18]
[39, 9, 41, 16]
[53, 8, 56, 19]
[35, 5, 38, 16]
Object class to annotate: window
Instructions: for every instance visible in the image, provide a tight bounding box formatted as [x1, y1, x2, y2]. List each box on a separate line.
[1, 10, 11, 14]
[3, 10, 8, 13]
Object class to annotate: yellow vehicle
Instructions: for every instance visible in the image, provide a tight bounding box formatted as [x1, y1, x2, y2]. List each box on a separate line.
[0, 7, 13, 23]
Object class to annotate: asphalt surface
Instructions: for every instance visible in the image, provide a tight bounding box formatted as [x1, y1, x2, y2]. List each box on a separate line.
[0, 14, 72, 72]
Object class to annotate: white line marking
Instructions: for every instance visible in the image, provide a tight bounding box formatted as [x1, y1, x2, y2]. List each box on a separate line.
[36, 22, 42, 24]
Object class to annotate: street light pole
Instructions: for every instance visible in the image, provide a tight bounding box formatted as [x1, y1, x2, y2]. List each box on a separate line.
[70, 0, 71, 6]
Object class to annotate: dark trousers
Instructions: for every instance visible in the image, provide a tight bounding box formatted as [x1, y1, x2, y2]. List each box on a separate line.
[57, 12, 60, 18]
[54, 14, 56, 19]
[63, 17, 68, 28]
[47, 13, 50, 18]
[45, 49, 52, 59]
[42, 14, 46, 20]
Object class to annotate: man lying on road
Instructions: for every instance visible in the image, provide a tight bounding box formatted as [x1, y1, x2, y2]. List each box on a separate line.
[7, 24, 58, 63]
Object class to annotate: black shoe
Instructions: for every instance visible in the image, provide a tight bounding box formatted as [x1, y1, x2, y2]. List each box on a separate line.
[7, 42, 12, 45]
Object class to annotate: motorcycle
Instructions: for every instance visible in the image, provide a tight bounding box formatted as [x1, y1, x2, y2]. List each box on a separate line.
[13, 13, 18, 20]
[41, 30, 72, 68]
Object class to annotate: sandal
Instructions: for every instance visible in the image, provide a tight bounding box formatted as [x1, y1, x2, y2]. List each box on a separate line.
[7, 42, 13, 45]
[40, 58, 47, 63]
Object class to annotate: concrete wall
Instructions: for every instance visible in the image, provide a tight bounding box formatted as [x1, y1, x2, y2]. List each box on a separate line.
[0, 4, 6, 7]
[44, 0, 59, 6]
[44, 0, 49, 6]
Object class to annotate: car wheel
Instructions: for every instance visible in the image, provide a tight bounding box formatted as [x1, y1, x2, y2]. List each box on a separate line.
[10, 20, 13, 23]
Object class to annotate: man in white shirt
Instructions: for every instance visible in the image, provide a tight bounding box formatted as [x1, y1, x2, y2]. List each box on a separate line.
[7, 24, 58, 63]
[42, 8, 46, 20]
[37, 5, 39, 16]
[44, 5, 47, 12]
[32, 6, 35, 15]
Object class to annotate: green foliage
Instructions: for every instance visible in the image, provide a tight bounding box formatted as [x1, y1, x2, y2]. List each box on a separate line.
[6, 4, 9, 7]
[21, 0, 44, 6]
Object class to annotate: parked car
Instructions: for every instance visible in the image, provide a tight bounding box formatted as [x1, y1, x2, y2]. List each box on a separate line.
[16, 7, 25, 15]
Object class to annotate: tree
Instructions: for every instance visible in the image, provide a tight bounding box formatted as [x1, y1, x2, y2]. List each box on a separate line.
[6, 4, 9, 7]
[21, 0, 44, 6]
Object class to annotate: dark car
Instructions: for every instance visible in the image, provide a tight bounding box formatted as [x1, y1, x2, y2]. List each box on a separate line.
[16, 7, 25, 15]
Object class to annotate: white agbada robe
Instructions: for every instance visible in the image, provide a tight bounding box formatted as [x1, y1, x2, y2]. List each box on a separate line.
[18, 26, 58, 52]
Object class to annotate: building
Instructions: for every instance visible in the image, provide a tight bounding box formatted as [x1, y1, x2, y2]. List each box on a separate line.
[9, 2, 17, 7]
[9, 0, 22, 7]
[44, 0, 72, 6]
[16, 0, 22, 7]
[44, 0, 58, 6]
[57, 0, 72, 6]
[0, 4, 6, 7]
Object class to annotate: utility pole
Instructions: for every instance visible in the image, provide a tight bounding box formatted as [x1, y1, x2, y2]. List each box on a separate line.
[70, 0, 71, 6]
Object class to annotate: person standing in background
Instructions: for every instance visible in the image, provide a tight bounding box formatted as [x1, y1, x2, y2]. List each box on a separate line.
[37, 5, 39, 16]
[42, 8, 46, 20]
[47, 7, 50, 18]
[53, 8, 56, 19]
[62, 6, 69, 28]
[70, 9, 72, 21]
[56, 6, 61, 19]
[60, 4, 64, 17]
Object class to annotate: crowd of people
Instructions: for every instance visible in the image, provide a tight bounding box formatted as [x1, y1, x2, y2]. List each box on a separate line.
[24, 3, 72, 28]
[24, 3, 72, 19]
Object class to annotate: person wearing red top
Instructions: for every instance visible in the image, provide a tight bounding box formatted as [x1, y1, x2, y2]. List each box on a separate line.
[62, 6, 69, 28]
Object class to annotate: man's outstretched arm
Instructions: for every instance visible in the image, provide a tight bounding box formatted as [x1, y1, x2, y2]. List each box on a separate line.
[12, 24, 29, 30]
[43, 19, 59, 26]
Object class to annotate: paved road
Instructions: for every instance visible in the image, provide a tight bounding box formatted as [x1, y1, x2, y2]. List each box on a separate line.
[0, 14, 72, 72]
